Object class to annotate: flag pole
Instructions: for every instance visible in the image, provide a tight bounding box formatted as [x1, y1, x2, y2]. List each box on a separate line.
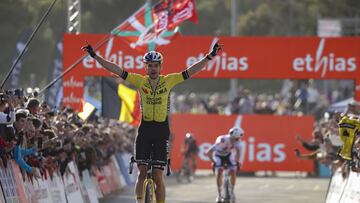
[0, 0, 58, 90]
[39, 1, 166, 96]
[39, 2, 153, 95]
[38, 35, 111, 95]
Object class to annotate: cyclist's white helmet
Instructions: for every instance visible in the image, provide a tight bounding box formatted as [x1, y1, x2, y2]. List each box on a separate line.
[185, 132, 192, 139]
[143, 51, 163, 64]
[229, 127, 244, 139]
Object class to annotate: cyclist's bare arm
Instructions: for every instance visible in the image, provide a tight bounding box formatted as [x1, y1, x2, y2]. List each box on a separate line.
[186, 57, 210, 77]
[82, 43, 123, 77]
[94, 55, 123, 77]
[206, 146, 216, 163]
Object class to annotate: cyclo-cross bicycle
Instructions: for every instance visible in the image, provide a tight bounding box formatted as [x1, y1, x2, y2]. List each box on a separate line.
[129, 156, 171, 203]
[213, 161, 239, 203]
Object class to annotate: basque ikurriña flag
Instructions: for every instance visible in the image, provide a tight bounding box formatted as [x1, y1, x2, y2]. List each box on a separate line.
[110, 3, 179, 52]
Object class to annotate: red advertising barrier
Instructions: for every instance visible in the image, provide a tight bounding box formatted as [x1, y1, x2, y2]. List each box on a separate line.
[63, 34, 360, 110]
[170, 114, 315, 172]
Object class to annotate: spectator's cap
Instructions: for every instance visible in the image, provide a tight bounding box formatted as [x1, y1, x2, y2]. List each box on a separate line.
[16, 108, 29, 118]
[26, 98, 40, 109]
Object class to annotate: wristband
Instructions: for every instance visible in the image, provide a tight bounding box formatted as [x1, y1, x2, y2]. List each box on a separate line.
[89, 49, 96, 58]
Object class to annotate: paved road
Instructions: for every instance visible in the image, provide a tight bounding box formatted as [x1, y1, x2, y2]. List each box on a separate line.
[100, 174, 330, 203]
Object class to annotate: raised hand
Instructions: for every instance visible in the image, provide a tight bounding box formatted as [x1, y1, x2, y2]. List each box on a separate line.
[209, 41, 223, 57]
[81, 42, 96, 58]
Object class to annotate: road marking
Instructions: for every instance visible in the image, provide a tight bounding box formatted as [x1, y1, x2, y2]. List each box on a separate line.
[313, 185, 319, 191]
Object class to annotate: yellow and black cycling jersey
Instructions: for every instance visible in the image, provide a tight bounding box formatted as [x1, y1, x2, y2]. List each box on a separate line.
[338, 114, 360, 160]
[120, 70, 190, 122]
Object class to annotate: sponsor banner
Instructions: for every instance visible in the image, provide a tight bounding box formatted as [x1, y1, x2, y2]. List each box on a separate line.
[63, 34, 360, 79]
[33, 178, 52, 203]
[63, 34, 360, 109]
[9, 29, 32, 89]
[110, 155, 127, 189]
[10, 161, 28, 203]
[23, 175, 36, 202]
[94, 168, 111, 196]
[46, 41, 64, 108]
[63, 162, 86, 203]
[48, 173, 67, 203]
[106, 157, 123, 190]
[0, 162, 20, 203]
[62, 74, 84, 110]
[82, 170, 99, 203]
[325, 169, 347, 203]
[339, 171, 360, 203]
[170, 114, 315, 172]
[115, 152, 137, 185]
[91, 175, 103, 199]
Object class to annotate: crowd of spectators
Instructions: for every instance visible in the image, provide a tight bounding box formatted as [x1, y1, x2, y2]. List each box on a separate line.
[295, 101, 360, 178]
[1, 78, 355, 182]
[172, 79, 352, 119]
[0, 89, 136, 181]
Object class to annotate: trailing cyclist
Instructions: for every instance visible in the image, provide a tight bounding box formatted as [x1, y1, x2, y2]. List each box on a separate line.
[82, 41, 222, 203]
[179, 132, 199, 180]
[206, 127, 244, 203]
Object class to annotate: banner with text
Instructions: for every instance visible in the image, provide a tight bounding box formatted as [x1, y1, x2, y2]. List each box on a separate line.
[63, 34, 360, 110]
[170, 114, 315, 172]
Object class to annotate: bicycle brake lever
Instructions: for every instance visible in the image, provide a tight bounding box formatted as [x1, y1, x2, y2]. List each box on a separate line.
[166, 159, 171, 176]
[129, 156, 135, 174]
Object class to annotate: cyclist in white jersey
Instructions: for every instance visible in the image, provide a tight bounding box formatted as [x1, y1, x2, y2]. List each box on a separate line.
[206, 127, 244, 203]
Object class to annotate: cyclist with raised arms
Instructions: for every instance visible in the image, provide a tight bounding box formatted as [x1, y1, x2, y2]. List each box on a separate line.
[206, 127, 244, 203]
[82, 42, 222, 203]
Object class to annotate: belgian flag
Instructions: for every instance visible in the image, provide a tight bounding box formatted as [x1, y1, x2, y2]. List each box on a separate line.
[101, 77, 141, 125]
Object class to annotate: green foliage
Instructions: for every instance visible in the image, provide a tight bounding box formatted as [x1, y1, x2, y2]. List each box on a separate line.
[0, 0, 359, 88]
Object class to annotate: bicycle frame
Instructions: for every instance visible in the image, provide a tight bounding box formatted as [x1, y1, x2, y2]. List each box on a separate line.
[222, 165, 231, 203]
[213, 161, 239, 203]
[129, 156, 171, 203]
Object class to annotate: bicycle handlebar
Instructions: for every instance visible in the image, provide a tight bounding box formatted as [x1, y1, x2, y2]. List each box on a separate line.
[212, 162, 241, 172]
[128, 156, 172, 176]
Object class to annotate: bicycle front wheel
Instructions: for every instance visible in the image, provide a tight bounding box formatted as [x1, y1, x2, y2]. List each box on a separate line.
[223, 178, 231, 203]
[143, 179, 155, 203]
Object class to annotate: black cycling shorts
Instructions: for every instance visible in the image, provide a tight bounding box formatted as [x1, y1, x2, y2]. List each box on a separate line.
[135, 119, 170, 167]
